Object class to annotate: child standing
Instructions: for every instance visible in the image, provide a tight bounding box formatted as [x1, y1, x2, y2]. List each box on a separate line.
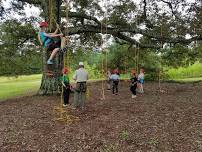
[110, 70, 120, 95]
[38, 22, 63, 64]
[130, 69, 138, 98]
[61, 67, 71, 107]
[107, 70, 111, 90]
[138, 68, 145, 93]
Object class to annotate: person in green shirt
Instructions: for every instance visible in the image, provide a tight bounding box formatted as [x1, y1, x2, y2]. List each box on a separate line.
[61, 67, 70, 107]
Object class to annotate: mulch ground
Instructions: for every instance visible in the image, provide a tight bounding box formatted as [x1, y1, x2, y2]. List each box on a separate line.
[0, 81, 202, 152]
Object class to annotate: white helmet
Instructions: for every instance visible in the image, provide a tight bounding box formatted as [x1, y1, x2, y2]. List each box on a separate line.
[79, 62, 84, 66]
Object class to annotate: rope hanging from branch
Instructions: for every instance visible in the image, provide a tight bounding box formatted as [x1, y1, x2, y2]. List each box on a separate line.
[100, 0, 109, 100]
[48, 0, 79, 123]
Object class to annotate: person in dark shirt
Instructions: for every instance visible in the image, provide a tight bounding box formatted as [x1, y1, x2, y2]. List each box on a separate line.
[130, 69, 138, 98]
[61, 67, 71, 107]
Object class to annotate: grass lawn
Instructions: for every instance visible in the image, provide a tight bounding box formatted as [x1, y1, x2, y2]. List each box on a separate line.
[174, 77, 202, 82]
[0, 74, 105, 101]
[0, 74, 202, 101]
[0, 74, 41, 101]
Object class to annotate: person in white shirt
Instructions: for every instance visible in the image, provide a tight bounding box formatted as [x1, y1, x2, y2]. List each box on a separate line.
[107, 70, 111, 90]
[138, 68, 145, 93]
[72, 62, 88, 110]
[110, 70, 120, 95]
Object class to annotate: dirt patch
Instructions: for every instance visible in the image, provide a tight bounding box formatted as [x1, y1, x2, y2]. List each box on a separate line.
[0, 82, 202, 151]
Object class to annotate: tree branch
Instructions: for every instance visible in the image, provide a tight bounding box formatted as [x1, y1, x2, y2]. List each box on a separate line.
[117, 32, 160, 49]
[67, 23, 202, 48]
[17, 0, 42, 5]
[61, 11, 102, 26]
[160, 0, 180, 19]
[67, 25, 161, 49]
[143, 0, 147, 20]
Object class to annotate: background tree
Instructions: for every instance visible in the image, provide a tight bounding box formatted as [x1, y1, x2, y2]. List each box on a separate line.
[0, 19, 42, 76]
[0, 0, 202, 94]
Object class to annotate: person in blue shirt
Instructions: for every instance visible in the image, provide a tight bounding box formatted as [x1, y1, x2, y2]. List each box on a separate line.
[38, 22, 63, 64]
[138, 68, 145, 93]
[110, 70, 120, 95]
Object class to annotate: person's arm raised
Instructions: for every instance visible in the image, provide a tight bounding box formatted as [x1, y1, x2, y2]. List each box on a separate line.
[52, 24, 59, 35]
[49, 24, 60, 35]
[44, 33, 63, 38]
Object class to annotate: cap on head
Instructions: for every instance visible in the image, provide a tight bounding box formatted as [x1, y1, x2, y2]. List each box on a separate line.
[62, 67, 69, 74]
[79, 62, 84, 66]
[131, 69, 136, 74]
[113, 69, 118, 74]
[39, 22, 48, 27]
[140, 68, 144, 73]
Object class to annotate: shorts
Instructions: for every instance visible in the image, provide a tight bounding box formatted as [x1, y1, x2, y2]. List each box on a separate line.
[46, 40, 61, 52]
[138, 79, 144, 84]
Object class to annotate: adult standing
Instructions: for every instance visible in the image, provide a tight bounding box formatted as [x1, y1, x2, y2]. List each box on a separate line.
[72, 62, 88, 110]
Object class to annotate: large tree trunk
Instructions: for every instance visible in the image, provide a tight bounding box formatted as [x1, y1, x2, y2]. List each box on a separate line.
[38, 0, 63, 95]
[38, 49, 63, 95]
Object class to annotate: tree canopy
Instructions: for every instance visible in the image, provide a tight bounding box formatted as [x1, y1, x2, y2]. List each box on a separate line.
[5, 0, 201, 49]
[0, 0, 202, 77]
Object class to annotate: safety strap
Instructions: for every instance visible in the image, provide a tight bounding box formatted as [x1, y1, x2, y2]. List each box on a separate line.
[75, 82, 87, 93]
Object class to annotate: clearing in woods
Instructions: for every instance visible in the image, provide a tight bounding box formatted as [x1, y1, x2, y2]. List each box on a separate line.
[0, 81, 202, 151]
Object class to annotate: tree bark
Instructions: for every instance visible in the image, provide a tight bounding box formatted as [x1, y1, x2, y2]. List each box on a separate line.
[38, 0, 63, 95]
[38, 49, 63, 95]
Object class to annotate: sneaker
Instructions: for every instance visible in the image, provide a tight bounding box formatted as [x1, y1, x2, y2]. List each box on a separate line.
[47, 60, 53, 65]
[132, 95, 137, 98]
[63, 104, 68, 107]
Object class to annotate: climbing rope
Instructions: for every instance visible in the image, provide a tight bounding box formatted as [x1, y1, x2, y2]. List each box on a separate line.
[48, 0, 79, 123]
[100, 0, 109, 100]
[136, 43, 139, 73]
[158, 24, 163, 92]
[48, 0, 53, 31]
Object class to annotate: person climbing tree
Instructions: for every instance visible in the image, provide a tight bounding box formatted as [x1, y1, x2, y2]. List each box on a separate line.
[72, 62, 88, 110]
[61, 67, 71, 107]
[38, 21, 63, 65]
[138, 68, 145, 93]
[110, 69, 120, 95]
[130, 69, 138, 98]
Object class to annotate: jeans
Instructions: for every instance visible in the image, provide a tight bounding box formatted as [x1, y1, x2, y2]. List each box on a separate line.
[73, 82, 87, 109]
[63, 82, 70, 105]
[73, 91, 86, 109]
[112, 80, 119, 94]
[130, 85, 137, 95]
